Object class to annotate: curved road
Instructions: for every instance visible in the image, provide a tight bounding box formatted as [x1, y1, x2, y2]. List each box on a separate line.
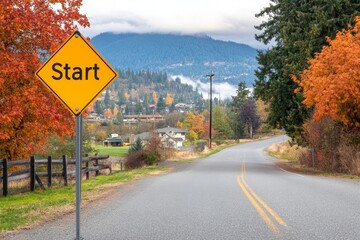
[7, 136, 360, 239]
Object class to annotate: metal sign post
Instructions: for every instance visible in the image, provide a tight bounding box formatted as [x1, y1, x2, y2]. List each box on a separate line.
[35, 31, 118, 240]
[75, 114, 82, 240]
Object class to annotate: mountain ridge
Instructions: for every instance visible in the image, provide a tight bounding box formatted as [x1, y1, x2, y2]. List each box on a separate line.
[91, 32, 258, 86]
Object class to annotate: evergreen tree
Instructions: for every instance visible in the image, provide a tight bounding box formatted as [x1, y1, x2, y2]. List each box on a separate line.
[254, 0, 360, 143]
[118, 88, 127, 106]
[143, 93, 150, 114]
[94, 100, 105, 116]
[231, 82, 250, 138]
[232, 82, 249, 107]
[135, 100, 143, 114]
[125, 105, 130, 115]
[128, 137, 144, 154]
[169, 102, 176, 113]
[113, 110, 123, 125]
[157, 96, 166, 113]
[104, 89, 111, 109]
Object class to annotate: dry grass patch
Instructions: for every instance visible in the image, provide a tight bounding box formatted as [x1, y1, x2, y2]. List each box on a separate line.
[267, 142, 306, 162]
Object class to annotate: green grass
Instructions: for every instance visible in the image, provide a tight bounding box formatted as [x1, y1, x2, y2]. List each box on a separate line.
[0, 165, 166, 232]
[93, 145, 129, 157]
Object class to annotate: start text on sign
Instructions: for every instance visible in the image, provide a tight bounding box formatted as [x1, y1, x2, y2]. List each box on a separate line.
[52, 63, 100, 80]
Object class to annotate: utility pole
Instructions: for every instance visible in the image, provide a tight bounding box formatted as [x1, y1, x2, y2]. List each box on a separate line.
[206, 73, 214, 149]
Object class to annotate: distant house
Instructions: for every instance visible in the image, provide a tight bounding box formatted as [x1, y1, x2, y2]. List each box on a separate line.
[174, 103, 193, 112]
[136, 132, 152, 141]
[135, 127, 187, 149]
[103, 133, 137, 146]
[123, 114, 165, 124]
[156, 127, 187, 149]
[85, 113, 106, 122]
[103, 133, 123, 147]
[121, 134, 136, 145]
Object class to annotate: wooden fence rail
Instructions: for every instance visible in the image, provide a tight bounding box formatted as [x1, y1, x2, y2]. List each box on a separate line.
[0, 155, 110, 197]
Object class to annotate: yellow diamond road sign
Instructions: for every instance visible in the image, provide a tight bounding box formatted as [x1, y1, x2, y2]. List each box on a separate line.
[36, 31, 118, 116]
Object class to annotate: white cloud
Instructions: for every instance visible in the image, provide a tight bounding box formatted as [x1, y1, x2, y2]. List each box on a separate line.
[79, 0, 271, 48]
[171, 75, 237, 100]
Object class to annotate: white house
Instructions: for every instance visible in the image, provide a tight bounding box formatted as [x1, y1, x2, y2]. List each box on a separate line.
[135, 127, 188, 149]
[155, 127, 187, 149]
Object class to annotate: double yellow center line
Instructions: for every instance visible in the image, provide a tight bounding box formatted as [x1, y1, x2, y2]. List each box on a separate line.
[237, 161, 286, 239]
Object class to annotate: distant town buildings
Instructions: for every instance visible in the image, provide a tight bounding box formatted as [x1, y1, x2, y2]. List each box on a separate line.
[103, 127, 188, 149]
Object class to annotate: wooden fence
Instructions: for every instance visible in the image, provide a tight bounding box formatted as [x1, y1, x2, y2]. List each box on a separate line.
[0, 155, 113, 197]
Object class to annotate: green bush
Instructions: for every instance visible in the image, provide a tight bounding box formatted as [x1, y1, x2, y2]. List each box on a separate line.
[125, 134, 163, 169]
[145, 152, 160, 165]
[128, 137, 144, 154]
[214, 139, 225, 145]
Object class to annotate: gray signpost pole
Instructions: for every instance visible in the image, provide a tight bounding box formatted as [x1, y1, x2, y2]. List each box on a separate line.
[35, 31, 118, 240]
[76, 114, 82, 240]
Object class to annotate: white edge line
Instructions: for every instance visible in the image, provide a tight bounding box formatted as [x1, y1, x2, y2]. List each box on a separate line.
[279, 167, 304, 177]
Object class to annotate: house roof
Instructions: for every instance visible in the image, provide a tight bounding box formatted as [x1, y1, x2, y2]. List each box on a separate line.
[155, 127, 187, 134]
[104, 138, 123, 143]
[136, 132, 152, 140]
[136, 127, 187, 141]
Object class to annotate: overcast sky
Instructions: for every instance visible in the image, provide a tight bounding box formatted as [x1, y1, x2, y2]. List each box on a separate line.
[79, 0, 271, 49]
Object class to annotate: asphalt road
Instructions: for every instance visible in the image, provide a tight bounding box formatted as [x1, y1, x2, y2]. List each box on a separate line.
[6, 136, 360, 240]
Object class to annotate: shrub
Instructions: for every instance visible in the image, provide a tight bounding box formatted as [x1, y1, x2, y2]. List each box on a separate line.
[338, 143, 360, 175]
[303, 117, 341, 171]
[195, 141, 207, 152]
[161, 147, 176, 160]
[303, 116, 360, 174]
[128, 137, 144, 154]
[125, 150, 147, 169]
[143, 134, 162, 165]
[214, 139, 225, 145]
[145, 152, 160, 165]
[125, 134, 164, 169]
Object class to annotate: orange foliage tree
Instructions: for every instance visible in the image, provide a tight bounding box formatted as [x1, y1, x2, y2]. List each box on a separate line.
[192, 114, 206, 139]
[113, 106, 119, 117]
[104, 109, 113, 119]
[152, 91, 158, 104]
[165, 93, 173, 106]
[295, 17, 360, 127]
[181, 112, 207, 139]
[0, 0, 89, 160]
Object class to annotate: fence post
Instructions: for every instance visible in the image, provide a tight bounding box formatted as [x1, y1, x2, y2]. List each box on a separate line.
[30, 156, 35, 191]
[2, 159, 8, 197]
[47, 156, 52, 187]
[62, 155, 68, 186]
[95, 158, 99, 176]
[85, 161, 89, 180]
[85, 154, 89, 180]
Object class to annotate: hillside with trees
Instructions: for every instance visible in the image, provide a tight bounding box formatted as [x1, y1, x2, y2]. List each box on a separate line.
[91, 33, 258, 87]
[92, 69, 205, 119]
[89, 70, 265, 146]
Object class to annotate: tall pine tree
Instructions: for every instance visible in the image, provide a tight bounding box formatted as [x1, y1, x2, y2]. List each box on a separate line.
[231, 82, 250, 138]
[254, 0, 360, 143]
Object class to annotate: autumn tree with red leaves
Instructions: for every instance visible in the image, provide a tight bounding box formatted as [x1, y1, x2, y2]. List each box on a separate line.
[0, 0, 89, 160]
[296, 16, 360, 128]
